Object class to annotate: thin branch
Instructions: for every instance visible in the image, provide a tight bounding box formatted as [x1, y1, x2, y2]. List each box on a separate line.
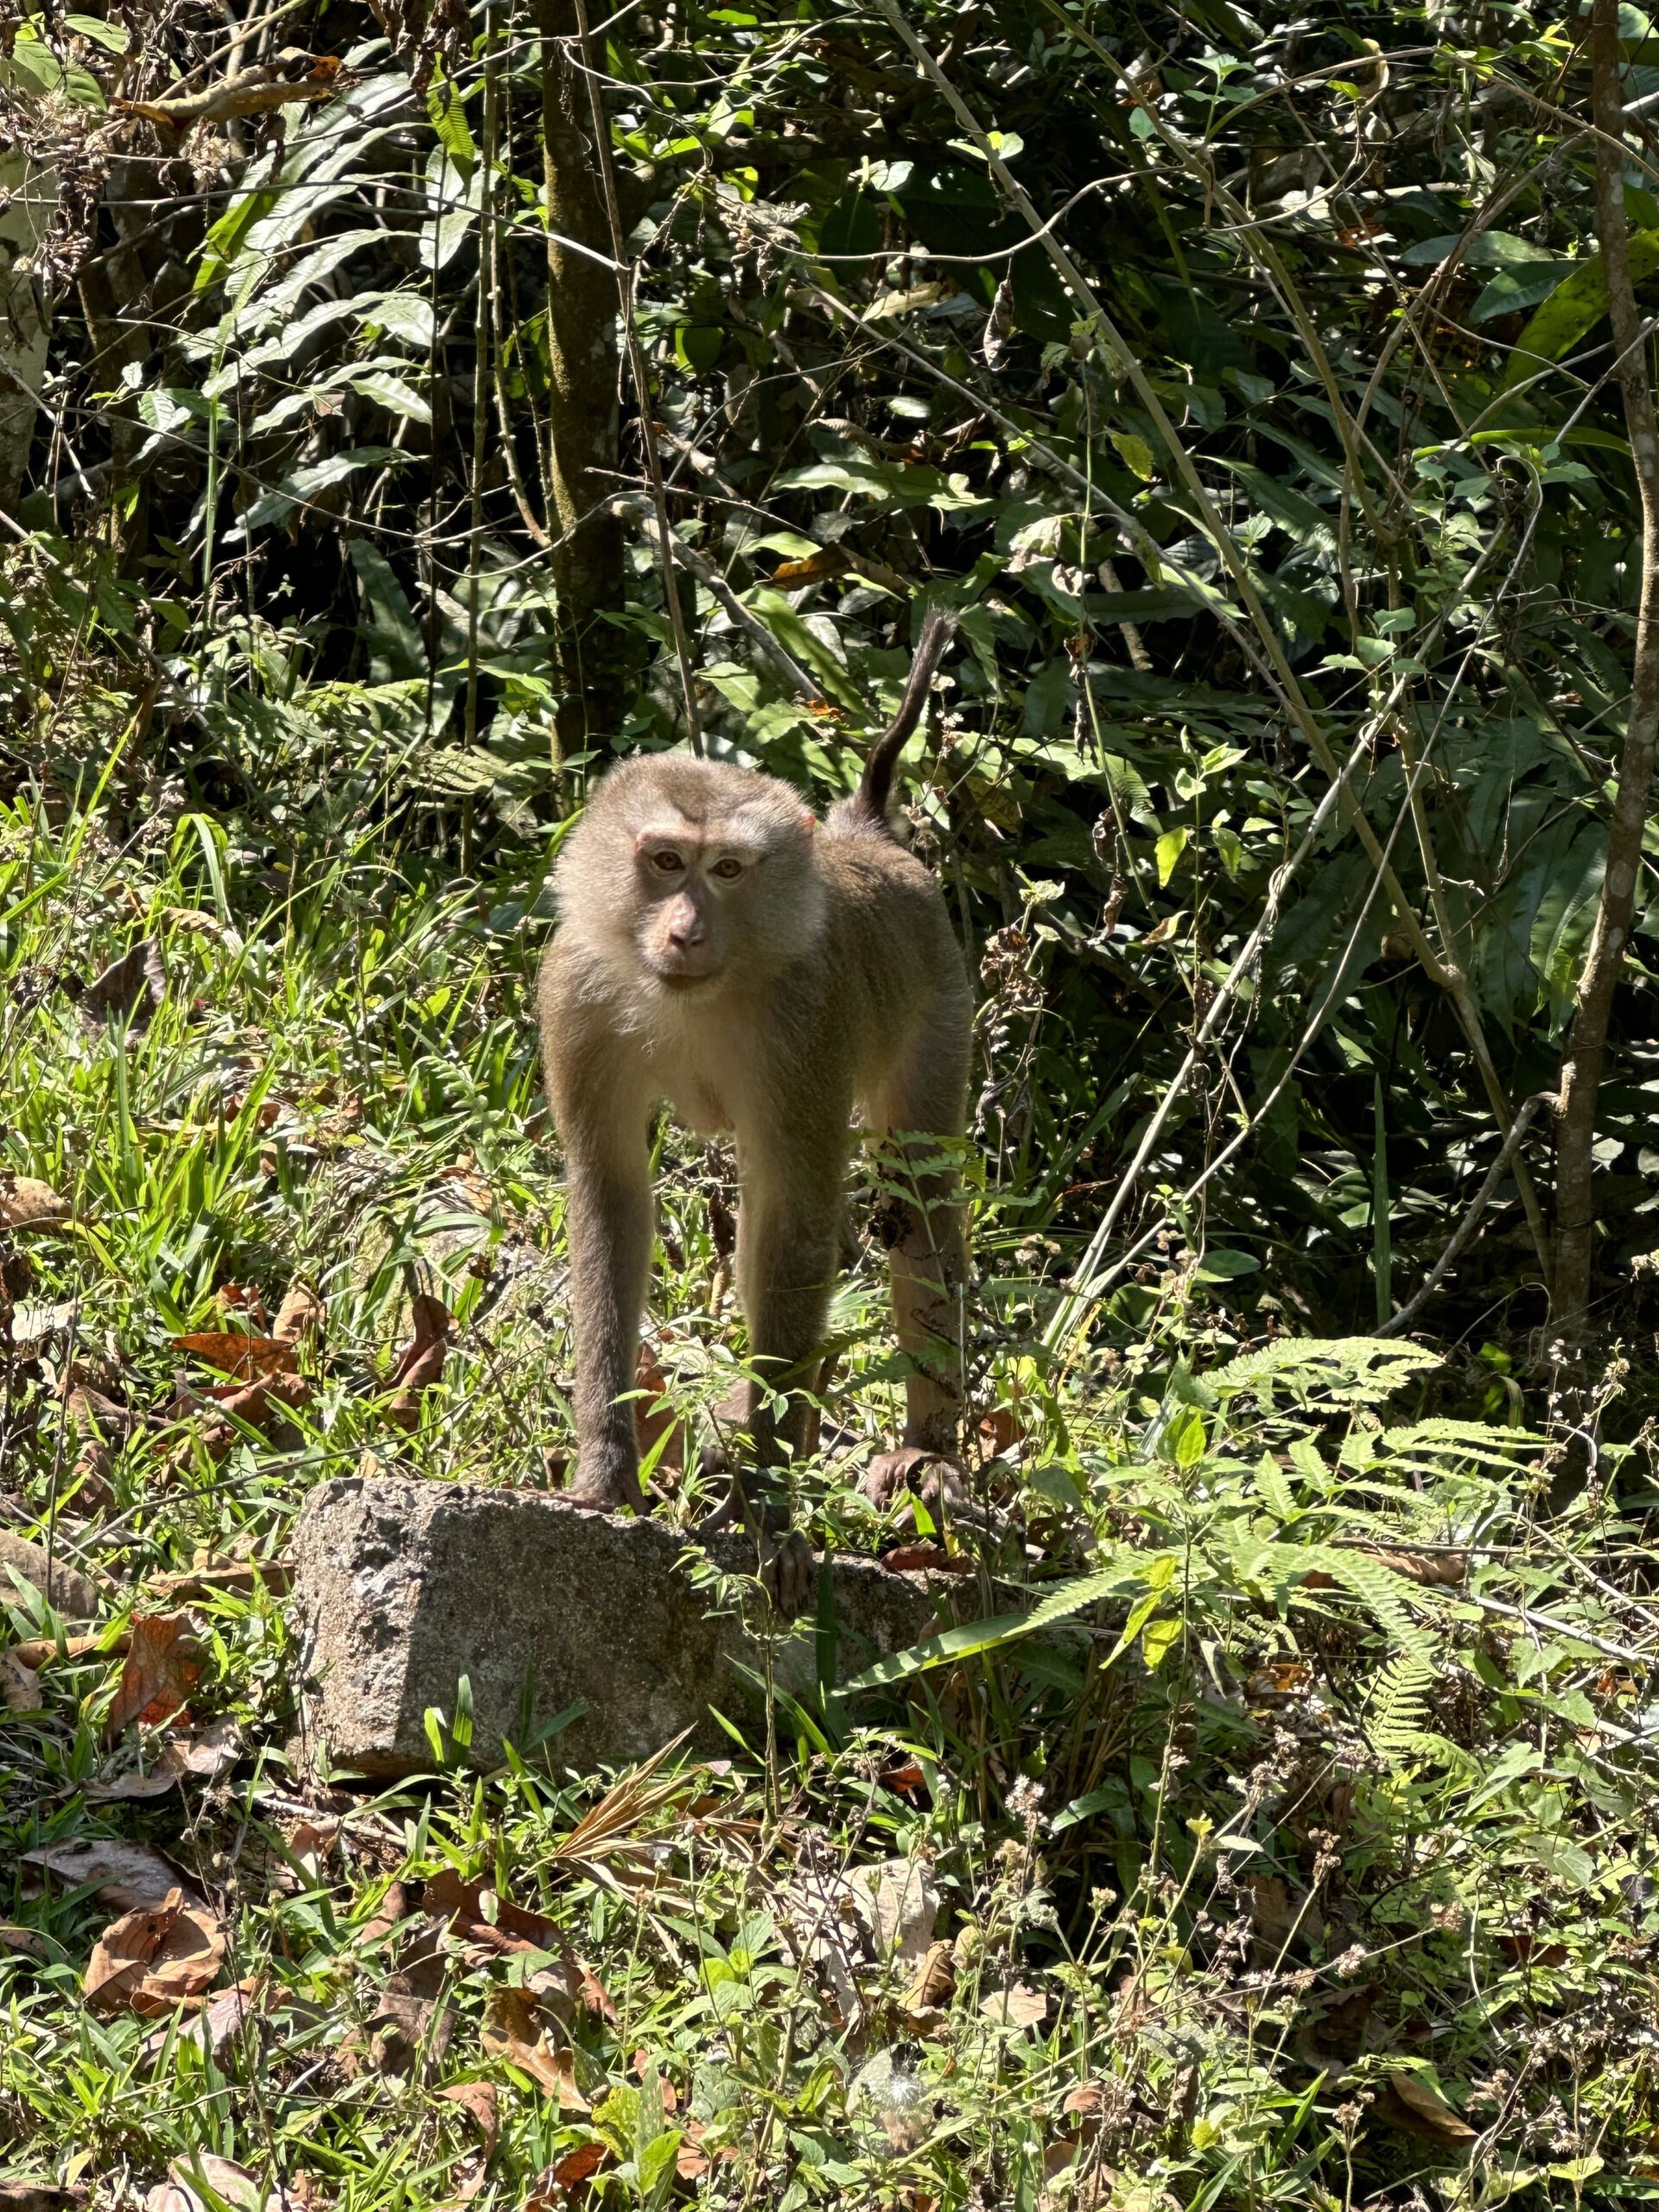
[1380, 1094, 1557, 1338]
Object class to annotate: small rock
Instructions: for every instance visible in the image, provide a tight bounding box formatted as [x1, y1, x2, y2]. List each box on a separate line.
[290, 1474, 962, 1777]
[0, 1529, 99, 1619]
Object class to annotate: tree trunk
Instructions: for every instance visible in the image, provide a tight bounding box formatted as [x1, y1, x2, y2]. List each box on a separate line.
[1553, 0, 1659, 1344]
[537, 0, 626, 766]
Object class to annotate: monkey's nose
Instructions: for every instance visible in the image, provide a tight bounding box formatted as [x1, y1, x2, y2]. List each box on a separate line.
[667, 908, 705, 949]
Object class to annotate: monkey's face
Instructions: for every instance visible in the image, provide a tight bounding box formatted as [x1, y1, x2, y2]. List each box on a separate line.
[633, 830, 753, 984]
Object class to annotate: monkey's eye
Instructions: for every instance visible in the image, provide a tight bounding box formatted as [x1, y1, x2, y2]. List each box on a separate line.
[650, 849, 685, 874]
[711, 858, 743, 880]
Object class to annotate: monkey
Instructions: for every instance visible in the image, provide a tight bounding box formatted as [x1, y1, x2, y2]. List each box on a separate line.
[537, 610, 970, 1611]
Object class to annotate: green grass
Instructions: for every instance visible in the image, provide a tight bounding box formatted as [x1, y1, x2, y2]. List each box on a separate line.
[0, 773, 1655, 2212]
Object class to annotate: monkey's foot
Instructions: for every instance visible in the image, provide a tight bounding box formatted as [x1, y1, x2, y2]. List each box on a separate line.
[557, 1464, 648, 1515]
[860, 1446, 967, 1524]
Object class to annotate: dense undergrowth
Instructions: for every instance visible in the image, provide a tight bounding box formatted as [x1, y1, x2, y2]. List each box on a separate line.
[4, 0, 1659, 2207]
[0, 789, 1653, 2212]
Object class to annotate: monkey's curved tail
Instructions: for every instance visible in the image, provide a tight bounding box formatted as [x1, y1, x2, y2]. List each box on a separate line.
[851, 605, 957, 828]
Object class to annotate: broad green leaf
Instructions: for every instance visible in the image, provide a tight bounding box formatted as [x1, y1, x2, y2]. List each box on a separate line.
[1500, 231, 1659, 391]
[1155, 825, 1188, 886]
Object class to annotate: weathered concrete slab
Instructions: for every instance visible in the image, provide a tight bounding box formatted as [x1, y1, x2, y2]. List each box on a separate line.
[290, 1475, 957, 1777]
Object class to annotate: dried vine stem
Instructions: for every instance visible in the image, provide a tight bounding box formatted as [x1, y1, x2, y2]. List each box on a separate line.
[1553, 0, 1659, 1342]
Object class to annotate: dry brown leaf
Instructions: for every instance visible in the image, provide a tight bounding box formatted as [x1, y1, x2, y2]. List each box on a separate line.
[0, 2187, 86, 2211]
[0, 1174, 70, 1230]
[480, 1987, 590, 2108]
[86, 1716, 242, 1800]
[632, 1348, 684, 1477]
[143, 2154, 270, 2212]
[977, 1404, 1022, 1454]
[1376, 2069, 1478, 2147]
[143, 1976, 265, 2063]
[526, 2142, 610, 2204]
[104, 1615, 201, 1738]
[386, 1294, 449, 1430]
[11, 1630, 126, 1669]
[84, 1887, 226, 2016]
[1248, 1873, 1324, 1958]
[980, 1980, 1048, 2028]
[82, 938, 165, 1025]
[0, 1651, 42, 1713]
[22, 1838, 198, 1911]
[170, 1332, 298, 1382]
[902, 1936, 956, 2018]
[423, 1867, 566, 1955]
[217, 1283, 269, 1327]
[0, 1922, 51, 1961]
[359, 1879, 411, 1948]
[858, 1855, 938, 1965]
[881, 1543, 971, 1576]
[271, 1281, 324, 1349]
[149, 1559, 291, 1603]
[772, 543, 851, 585]
[436, 2079, 500, 2155]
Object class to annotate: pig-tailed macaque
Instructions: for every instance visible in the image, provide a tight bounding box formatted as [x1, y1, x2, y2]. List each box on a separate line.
[538, 611, 970, 1609]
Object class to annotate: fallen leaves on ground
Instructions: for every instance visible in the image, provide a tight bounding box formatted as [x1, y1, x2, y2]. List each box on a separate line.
[480, 1987, 591, 2108]
[84, 1888, 226, 2016]
[1376, 2069, 1478, 2146]
[86, 1716, 241, 1800]
[104, 1615, 201, 1738]
[436, 2079, 499, 2154]
[81, 938, 165, 1026]
[143, 2154, 277, 2212]
[142, 1976, 265, 2063]
[22, 1838, 199, 1911]
[979, 1981, 1049, 2029]
[0, 2186, 86, 2211]
[902, 1936, 956, 2021]
[1, 1651, 42, 1713]
[271, 1280, 324, 1350]
[169, 1331, 299, 1382]
[0, 1175, 70, 1230]
[386, 1294, 449, 1429]
[423, 1869, 613, 2021]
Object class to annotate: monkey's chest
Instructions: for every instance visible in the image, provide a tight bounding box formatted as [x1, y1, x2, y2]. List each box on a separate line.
[640, 1020, 741, 1136]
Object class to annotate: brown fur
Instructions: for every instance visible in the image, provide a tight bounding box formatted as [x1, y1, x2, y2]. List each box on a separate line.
[539, 742, 971, 1559]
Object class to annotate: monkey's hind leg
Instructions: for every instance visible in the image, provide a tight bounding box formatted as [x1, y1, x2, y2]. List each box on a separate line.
[874, 1048, 969, 1461]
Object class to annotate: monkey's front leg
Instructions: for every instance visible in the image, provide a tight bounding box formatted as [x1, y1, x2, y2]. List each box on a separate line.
[723, 1151, 845, 1614]
[561, 1132, 654, 1512]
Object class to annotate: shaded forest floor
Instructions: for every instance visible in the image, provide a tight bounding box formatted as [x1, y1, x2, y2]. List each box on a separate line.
[1, 784, 1654, 2212]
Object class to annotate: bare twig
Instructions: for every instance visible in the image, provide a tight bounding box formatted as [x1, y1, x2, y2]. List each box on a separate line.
[118, 50, 344, 130]
[614, 493, 830, 706]
[1381, 1094, 1557, 1338]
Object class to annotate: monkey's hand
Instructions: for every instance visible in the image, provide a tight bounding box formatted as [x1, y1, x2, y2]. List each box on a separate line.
[753, 1522, 817, 1620]
[559, 1457, 649, 1514]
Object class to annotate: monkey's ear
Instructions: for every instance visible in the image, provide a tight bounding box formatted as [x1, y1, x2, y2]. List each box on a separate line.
[801, 812, 816, 832]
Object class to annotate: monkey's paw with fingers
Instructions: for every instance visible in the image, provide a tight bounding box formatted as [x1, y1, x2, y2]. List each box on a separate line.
[752, 1523, 817, 1621]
